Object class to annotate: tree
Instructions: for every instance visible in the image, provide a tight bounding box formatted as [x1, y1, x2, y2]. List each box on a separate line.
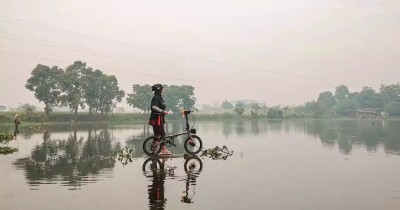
[0, 105, 6, 111]
[221, 100, 234, 109]
[163, 85, 196, 113]
[83, 69, 102, 115]
[233, 101, 245, 117]
[249, 102, 262, 118]
[93, 75, 125, 115]
[336, 96, 360, 117]
[358, 86, 383, 108]
[317, 91, 336, 114]
[126, 84, 153, 113]
[267, 105, 283, 119]
[334, 84, 350, 102]
[59, 61, 87, 117]
[384, 102, 400, 116]
[380, 83, 400, 105]
[25, 64, 63, 119]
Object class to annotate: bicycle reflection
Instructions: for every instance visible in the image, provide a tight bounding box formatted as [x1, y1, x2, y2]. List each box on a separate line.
[142, 155, 203, 209]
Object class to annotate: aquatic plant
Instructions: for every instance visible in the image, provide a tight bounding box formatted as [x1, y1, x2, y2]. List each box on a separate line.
[200, 146, 233, 160]
[0, 129, 18, 155]
[117, 147, 134, 166]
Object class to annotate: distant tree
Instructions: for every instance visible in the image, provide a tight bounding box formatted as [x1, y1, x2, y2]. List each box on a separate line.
[221, 100, 234, 109]
[126, 84, 152, 113]
[336, 96, 360, 117]
[317, 91, 336, 114]
[334, 84, 350, 102]
[25, 64, 63, 119]
[379, 83, 400, 105]
[384, 102, 400, 116]
[249, 102, 262, 118]
[233, 101, 245, 117]
[0, 105, 6, 111]
[17, 103, 37, 112]
[357, 86, 384, 108]
[163, 85, 196, 113]
[267, 105, 283, 119]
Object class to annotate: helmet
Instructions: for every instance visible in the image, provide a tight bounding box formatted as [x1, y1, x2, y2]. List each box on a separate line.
[151, 84, 163, 91]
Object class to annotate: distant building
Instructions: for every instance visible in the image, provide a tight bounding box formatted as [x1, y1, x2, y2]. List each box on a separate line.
[356, 108, 383, 119]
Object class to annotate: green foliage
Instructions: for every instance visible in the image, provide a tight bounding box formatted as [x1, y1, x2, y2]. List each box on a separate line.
[336, 97, 360, 117]
[26, 61, 125, 118]
[267, 106, 283, 119]
[25, 64, 63, 118]
[233, 101, 245, 116]
[334, 84, 350, 102]
[317, 91, 336, 114]
[117, 147, 134, 166]
[126, 84, 152, 113]
[221, 100, 234, 109]
[59, 61, 87, 115]
[384, 102, 400, 116]
[0, 129, 18, 155]
[380, 83, 400, 104]
[164, 85, 196, 113]
[200, 146, 233, 160]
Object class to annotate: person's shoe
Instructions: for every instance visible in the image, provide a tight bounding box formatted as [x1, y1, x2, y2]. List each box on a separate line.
[159, 146, 172, 156]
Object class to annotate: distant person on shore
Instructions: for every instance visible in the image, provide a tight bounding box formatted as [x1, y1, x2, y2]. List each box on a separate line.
[14, 114, 20, 135]
[149, 84, 171, 155]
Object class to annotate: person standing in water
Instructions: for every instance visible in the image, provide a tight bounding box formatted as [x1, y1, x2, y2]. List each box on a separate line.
[149, 84, 171, 155]
[14, 114, 20, 135]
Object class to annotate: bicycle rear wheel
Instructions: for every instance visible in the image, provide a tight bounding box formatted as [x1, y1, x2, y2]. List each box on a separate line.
[143, 136, 162, 156]
[184, 135, 203, 155]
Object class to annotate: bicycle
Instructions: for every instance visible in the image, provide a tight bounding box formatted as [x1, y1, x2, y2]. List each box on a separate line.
[143, 110, 203, 156]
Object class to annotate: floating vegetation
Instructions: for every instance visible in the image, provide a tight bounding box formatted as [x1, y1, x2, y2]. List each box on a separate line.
[0, 146, 18, 155]
[117, 147, 134, 166]
[0, 129, 18, 155]
[0, 130, 14, 142]
[200, 146, 233, 160]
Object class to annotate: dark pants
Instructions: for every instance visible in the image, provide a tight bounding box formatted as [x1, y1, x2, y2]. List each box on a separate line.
[152, 124, 165, 138]
[14, 124, 19, 135]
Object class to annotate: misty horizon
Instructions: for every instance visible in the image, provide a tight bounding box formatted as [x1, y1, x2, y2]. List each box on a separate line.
[1, 0, 399, 109]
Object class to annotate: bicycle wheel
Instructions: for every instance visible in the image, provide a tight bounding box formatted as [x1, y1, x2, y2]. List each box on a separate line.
[143, 136, 162, 156]
[142, 158, 163, 173]
[184, 135, 203, 155]
[184, 156, 203, 172]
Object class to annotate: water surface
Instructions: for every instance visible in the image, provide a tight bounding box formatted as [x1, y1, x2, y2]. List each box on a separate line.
[1, 119, 400, 210]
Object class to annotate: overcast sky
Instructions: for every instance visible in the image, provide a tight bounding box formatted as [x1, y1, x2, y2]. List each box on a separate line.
[1, 0, 399, 109]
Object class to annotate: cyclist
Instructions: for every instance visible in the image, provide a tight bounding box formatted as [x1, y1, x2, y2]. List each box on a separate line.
[149, 84, 172, 155]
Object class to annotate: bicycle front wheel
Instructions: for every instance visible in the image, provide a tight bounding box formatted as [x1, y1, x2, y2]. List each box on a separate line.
[143, 136, 162, 156]
[184, 135, 203, 155]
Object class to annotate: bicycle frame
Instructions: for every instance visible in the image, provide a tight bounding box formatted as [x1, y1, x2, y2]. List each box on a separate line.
[162, 110, 196, 147]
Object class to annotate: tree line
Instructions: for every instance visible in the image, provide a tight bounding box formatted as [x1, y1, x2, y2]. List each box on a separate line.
[25, 61, 196, 119]
[22, 60, 400, 119]
[312, 84, 400, 117]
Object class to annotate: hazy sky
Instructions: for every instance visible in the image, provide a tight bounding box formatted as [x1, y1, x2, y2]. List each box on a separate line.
[1, 0, 399, 109]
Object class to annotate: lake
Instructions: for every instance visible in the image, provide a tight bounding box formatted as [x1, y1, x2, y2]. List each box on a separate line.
[1, 119, 400, 210]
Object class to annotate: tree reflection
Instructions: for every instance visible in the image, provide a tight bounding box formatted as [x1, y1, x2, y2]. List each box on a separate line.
[305, 120, 400, 155]
[13, 129, 117, 189]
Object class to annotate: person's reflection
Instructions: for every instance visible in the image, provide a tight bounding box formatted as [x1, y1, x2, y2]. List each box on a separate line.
[181, 155, 203, 204]
[142, 156, 203, 209]
[144, 158, 168, 210]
